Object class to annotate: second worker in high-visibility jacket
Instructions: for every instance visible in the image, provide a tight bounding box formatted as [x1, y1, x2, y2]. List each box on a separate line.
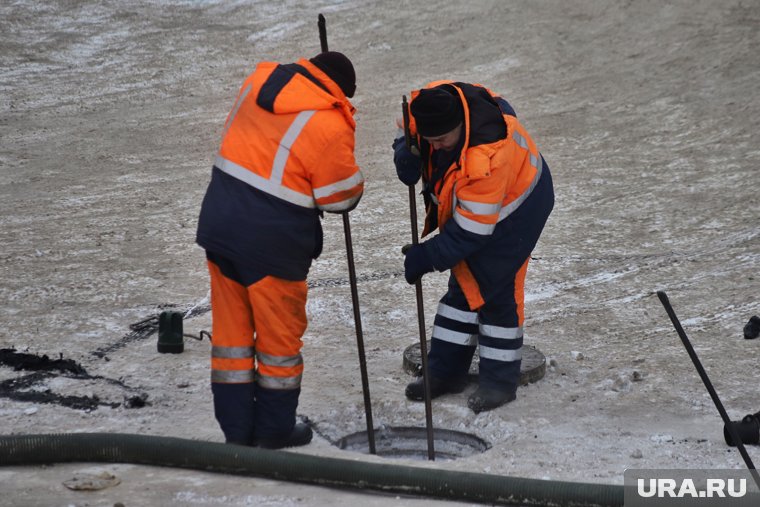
[196, 51, 364, 448]
[394, 82, 554, 413]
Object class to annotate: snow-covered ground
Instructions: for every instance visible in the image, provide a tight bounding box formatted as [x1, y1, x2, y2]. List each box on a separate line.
[1, 1, 758, 505]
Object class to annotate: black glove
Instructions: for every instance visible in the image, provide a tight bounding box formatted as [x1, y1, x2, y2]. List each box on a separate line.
[402, 243, 434, 284]
[392, 136, 422, 186]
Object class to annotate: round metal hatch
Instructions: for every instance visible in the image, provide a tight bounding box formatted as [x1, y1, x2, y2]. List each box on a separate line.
[336, 425, 490, 461]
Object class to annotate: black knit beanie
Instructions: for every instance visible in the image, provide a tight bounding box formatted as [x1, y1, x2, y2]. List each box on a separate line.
[410, 87, 464, 137]
[309, 51, 356, 98]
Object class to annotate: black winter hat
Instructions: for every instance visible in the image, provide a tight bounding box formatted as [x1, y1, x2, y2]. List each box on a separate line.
[309, 51, 356, 98]
[410, 87, 464, 137]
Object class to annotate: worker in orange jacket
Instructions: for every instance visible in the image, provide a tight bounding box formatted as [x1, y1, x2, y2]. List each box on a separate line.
[394, 82, 554, 413]
[197, 52, 364, 448]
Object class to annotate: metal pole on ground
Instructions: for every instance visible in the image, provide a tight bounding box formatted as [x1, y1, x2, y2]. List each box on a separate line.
[403, 95, 435, 460]
[319, 13, 376, 455]
[657, 291, 760, 491]
[341, 212, 376, 455]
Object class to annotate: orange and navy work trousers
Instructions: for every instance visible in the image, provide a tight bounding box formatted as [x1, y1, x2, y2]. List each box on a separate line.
[206, 251, 307, 444]
[427, 164, 553, 395]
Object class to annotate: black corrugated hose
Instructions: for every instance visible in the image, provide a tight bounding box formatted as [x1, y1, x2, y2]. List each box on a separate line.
[0, 433, 623, 506]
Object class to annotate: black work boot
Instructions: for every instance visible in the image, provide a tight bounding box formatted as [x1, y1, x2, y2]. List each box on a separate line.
[255, 422, 313, 450]
[467, 387, 516, 414]
[405, 375, 468, 401]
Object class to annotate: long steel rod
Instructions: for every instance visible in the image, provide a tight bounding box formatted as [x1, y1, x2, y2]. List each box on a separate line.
[343, 212, 376, 455]
[657, 291, 760, 491]
[401, 94, 435, 460]
[319, 12, 375, 455]
[409, 185, 436, 461]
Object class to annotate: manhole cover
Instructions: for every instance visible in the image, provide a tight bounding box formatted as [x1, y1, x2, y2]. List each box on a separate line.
[337, 426, 490, 461]
[403, 343, 546, 385]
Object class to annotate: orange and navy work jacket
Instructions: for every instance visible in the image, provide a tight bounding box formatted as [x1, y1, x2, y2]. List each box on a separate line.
[196, 59, 364, 280]
[408, 81, 548, 310]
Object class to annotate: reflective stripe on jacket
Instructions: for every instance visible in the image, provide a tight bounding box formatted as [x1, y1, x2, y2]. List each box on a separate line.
[197, 59, 364, 280]
[410, 81, 548, 310]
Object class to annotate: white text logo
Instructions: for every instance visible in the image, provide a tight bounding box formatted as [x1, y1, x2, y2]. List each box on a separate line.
[637, 478, 746, 499]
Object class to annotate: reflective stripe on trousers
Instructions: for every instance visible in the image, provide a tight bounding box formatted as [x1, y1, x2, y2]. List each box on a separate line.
[433, 302, 524, 362]
[428, 271, 526, 390]
[207, 257, 307, 389]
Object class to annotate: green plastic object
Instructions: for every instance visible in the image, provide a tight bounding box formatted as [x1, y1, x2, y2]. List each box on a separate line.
[157, 311, 184, 353]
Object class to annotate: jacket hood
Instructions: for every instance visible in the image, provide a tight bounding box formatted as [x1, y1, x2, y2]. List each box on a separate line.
[255, 60, 356, 128]
[444, 82, 506, 147]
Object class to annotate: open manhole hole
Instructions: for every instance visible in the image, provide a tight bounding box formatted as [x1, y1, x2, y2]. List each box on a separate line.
[337, 426, 490, 461]
[403, 343, 546, 385]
